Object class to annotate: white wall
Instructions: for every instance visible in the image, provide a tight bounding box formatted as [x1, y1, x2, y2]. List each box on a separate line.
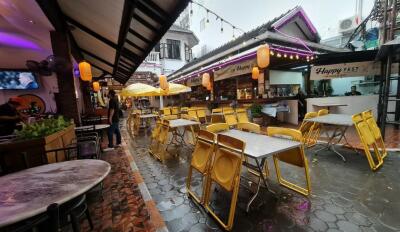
[160, 31, 192, 75]
[270, 70, 303, 88]
[330, 76, 364, 95]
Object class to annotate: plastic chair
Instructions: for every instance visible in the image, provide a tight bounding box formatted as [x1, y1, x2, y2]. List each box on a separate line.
[132, 113, 141, 135]
[181, 107, 189, 112]
[162, 114, 178, 121]
[204, 134, 245, 231]
[188, 109, 198, 121]
[211, 108, 222, 114]
[206, 123, 229, 133]
[171, 107, 180, 115]
[186, 130, 216, 204]
[362, 110, 387, 159]
[196, 108, 207, 123]
[317, 109, 329, 116]
[152, 121, 171, 162]
[352, 113, 384, 171]
[149, 119, 162, 156]
[236, 108, 249, 123]
[223, 108, 234, 114]
[299, 112, 318, 147]
[224, 113, 238, 127]
[162, 107, 171, 116]
[267, 127, 311, 196]
[237, 122, 260, 133]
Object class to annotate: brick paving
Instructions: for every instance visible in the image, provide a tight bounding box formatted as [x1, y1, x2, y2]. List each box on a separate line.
[125, 125, 400, 232]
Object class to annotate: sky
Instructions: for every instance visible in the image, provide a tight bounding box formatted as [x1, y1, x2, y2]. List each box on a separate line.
[185, 0, 376, 57]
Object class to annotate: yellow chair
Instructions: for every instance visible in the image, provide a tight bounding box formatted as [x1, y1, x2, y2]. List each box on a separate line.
[154, 120, 171, 163]
[237, 122, 260, 133]
[196, 108, 207, 123]
[162, 107, 171, 116]
[317, 109, 329, 116]
[205, 134, 245, 231]
[171, 107, 180, 115]
[362, 110, 387, 159]
[223, 108, 234, 114]
[352, 113, 384, 171]
[188, 109, 198, 120]
[299, 112, 318, 147]
[132, 113, 141, 135]
[236, 108, 249, 123]
[267, 127, 311, 196]
[186, 130, 216, 204]
[212, 108, 222, 114]
[224, 113, 238, 127]
[180, 114, 189, 119]
[206, 123, 229, 133]
[149, 119, 162, 156]
[162, 114, 178, 121]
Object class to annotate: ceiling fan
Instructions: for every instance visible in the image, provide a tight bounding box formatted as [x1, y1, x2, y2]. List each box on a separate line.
[26, 55, 70, 76]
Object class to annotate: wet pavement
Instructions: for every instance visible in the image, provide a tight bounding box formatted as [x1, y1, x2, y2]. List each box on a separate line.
[124, 127, 400, 232]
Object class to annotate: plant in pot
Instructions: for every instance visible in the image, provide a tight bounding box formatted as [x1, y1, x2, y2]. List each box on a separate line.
[250, 103, 263, 125]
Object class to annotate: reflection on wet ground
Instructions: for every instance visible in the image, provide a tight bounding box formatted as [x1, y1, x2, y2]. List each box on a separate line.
[125, 128, 400, 232]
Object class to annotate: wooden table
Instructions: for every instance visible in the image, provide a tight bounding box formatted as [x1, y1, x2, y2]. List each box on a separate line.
[306, 114, 357, 161]
[0, 160, 110, 227]
[220, 129, 301, 211]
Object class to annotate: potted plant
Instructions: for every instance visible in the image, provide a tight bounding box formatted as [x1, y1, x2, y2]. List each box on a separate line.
[250, 103, 263, 125]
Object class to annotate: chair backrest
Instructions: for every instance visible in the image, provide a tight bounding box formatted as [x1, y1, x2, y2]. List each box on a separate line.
[190, 130, 216, 173]
[181, 114, 188, 119]
[158, 121, 170, 143]
[181, 107, 189, 112]
[267, 127, 306, 167]
[162, 108, 171, 115]
[196, 108, 207, 118]
[236, 109, 249, 123]
[188, 109, 198, 119]
[224, 113, 238, 127]
[206, 123, 229, 133]
[362, 110, 383, 141]
[210, 134, 245, 191]
[237, 122, 260, 133]
[223, 108, 234, 114]
[162, 114, 178, 120]
[212, 108, 222, 114]
[151, 120, 162, 139]
[299, 112, 317, 133]
[171, 107, 180, 115]
[317, 109, 329, 116]
[352, 114, 376, 146]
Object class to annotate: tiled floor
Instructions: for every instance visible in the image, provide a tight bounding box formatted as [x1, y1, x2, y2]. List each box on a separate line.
[125, 126, 400, 232]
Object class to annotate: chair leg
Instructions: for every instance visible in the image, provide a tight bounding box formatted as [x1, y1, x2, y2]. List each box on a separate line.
[70, 213, 80, 232]
[85, 207, 94, 230]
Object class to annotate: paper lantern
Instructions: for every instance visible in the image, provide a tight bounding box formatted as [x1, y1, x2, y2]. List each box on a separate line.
[257, 44, 270, 68]
[92, 81, 100, 92]
[159, 75, 169, 90]
[202, 73, 210, 87]
[206, 82, 212, 91]
[78, 61, 92, 81]
[252, 67, 259, 80]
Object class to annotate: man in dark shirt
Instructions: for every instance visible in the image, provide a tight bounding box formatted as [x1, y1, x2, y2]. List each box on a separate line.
[105, 90, 121, 150]
[0, 97, 24, 136]
[345, 85, 362, 96]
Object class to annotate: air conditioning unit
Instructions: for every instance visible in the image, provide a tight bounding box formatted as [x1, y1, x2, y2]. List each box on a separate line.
[338, 16, 360, 33]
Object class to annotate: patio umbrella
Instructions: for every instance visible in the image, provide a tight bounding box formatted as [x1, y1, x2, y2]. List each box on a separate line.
[156, 83, 191, 96]
[120, 83, 157, 97]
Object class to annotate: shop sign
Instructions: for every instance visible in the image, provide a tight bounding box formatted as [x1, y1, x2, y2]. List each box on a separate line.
[186, 76, 201, 86]
[311, 61, 398, 80]
[214, 59, 257, 81]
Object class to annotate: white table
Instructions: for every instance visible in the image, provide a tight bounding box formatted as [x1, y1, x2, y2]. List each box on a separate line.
[0, 160, 110, 227]
[306, 114, 357, 161]
[220, 129, 301, 212]
[168, 119, 200, 147]
[312, 103, 348, 112]
[139, 114, 158, 119]
[75, 124, 110, 131]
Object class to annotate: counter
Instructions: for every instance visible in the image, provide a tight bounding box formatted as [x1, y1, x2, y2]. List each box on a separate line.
[306, 95, 379, 118]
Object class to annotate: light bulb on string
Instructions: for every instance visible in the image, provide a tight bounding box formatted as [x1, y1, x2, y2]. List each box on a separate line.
[295, 54, 299, 59]
[270, 51, 275, 56]
[232, 27, 236, 39]
[206, 10, 209, 24]
[310, 56, 314, 60]
[284, 53, 287, 58]
[277, 53, 282, 58]
[190, 2, 193, 15]
[290, 55, 293, 59]
[220, 19, 223, 33]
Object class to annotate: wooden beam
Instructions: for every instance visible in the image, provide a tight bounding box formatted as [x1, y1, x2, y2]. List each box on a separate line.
[81, 48, 114, 67]
[125, 39, 146, 53]
[128, 28, 152, 44]
[133, 14, 159, 32]
[136, 0, 165, 23]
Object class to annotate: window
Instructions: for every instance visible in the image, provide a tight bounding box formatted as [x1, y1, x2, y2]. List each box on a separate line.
[166, 39, 181, 60]
[184, 44, 192, 62]
[154, 42, 160, 52]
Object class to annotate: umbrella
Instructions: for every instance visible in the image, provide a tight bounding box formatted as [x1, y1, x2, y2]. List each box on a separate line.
[156, 83, 191, 96]
[120, 83, 157, 97]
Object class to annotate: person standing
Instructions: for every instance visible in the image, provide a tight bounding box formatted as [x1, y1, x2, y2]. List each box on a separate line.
[104, 90, 121, 151]
[0, 97, 24, 136]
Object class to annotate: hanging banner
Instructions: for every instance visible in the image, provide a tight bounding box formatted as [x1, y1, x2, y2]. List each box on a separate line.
[186, 77, 201, 86]
[311, 61, 398, 80]
[214, 59, 257, 81]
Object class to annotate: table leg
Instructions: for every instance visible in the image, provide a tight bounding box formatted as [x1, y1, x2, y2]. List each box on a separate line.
[315, 126, 348, 162]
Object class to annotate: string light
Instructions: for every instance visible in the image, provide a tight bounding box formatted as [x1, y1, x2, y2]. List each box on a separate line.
[206, 10, 209, 24]
[283, 53, 287, 58]
[290, 55, 293, 59]
[277, 53, 282, 58]
[220, 18, 223, 33]
[190, 2, 193, 15]
[296, 54, 299, 59]
[270, 51, 275, 56]
[232, 26, 236, 39]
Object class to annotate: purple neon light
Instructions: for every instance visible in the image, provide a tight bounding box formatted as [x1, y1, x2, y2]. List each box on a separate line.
[0, 32, 41, 50]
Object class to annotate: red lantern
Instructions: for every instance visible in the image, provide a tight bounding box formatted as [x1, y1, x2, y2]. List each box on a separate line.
[252, 67, 259, 80]
[257, 44, 270, 68]
[78, 61, 92, 81]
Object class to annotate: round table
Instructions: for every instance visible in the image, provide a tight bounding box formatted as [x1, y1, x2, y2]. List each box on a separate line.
[0, 160, 111, 227]
[75, 124, 110, 131]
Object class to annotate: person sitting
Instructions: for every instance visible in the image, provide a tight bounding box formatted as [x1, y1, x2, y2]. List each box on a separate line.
[0, 97, 25, 136]
[345, 85, 362, 96]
